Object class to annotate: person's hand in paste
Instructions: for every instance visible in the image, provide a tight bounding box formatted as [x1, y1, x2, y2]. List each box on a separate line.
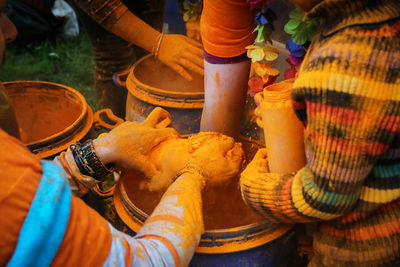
[240, 148, 270, 181]
[186, 133, 243, 184]
[157, 34, 204, 81]
[142, 132, 244, 191]
[93, 107, 178, 177]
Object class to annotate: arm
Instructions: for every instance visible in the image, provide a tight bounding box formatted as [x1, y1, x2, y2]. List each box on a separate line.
[73, 0, 203, 80]
[240, 30, 400, 223]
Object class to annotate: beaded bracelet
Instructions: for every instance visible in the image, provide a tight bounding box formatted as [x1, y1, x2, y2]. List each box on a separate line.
[173, 165, 206, 188]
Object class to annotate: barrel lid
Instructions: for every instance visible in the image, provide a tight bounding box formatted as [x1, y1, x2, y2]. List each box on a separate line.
[127, 55, 204, 99]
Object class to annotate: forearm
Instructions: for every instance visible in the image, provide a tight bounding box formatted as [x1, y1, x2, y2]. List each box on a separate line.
[73, 0, 160, 53]
[135, 172, 204, 266]
[110, 11, 160, 53]
[73, 0, 128, 31]
[103, 172, 204, 266]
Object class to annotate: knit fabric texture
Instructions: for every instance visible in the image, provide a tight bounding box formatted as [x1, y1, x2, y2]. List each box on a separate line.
[240, 0, 400, 266]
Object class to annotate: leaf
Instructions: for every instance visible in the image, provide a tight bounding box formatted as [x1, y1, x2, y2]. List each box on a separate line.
[255, 25, 266, 43]
[289, 8, 304, 20]
[284, 19, 301, 34]
[262, 25, 273, 44]
[183, 1, 190, 10]
[183, 12, 190, 22]
[292, 29, 308, 45]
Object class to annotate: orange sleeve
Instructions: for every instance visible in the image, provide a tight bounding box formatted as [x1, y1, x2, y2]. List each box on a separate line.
[200, 0, 256, 58]
[0, 129, 42, 266]
[51, 197, 112, 267]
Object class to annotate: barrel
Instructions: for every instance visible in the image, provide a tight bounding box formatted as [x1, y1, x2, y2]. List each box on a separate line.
[114, 175, 294, 266]
[1, 80, 93, 158]
[124, 55, 204, 135]
[111, 137, 296, 266]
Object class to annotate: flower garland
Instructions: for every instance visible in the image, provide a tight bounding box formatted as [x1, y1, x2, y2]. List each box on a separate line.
[246, 0, 279, 97]
[182, 0, 203, 22]
[284, 8, 319, 79]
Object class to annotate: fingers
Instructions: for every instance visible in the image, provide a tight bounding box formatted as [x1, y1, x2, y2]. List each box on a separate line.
[144, 107, 172, 128]
[171, 63, 193, 81]
[181, 50, 203, 67]
[154, 127, 179, 142]
[178, 58, 204, 76]
[249, 148, 269, 173]
[215, 136, 236, 153]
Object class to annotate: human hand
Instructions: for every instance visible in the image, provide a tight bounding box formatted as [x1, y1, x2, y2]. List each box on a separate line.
[241, 148, 269, 179]
[93, 107, 179, 177]
[185, 20, 201, 42]
[157, 34, 204, 81]
[185, 132, 244, 185]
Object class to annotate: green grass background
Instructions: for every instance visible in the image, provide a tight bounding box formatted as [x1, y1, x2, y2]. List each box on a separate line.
[0, 32, 98, 110]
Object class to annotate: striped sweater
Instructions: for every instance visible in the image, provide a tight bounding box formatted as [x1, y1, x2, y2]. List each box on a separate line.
[240, 0, 400, 266]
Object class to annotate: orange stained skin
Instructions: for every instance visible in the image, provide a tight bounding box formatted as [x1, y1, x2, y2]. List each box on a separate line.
[215, 72, 220, 87]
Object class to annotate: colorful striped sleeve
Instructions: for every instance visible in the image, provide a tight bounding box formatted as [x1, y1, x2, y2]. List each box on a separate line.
[240, 19, 400, 224]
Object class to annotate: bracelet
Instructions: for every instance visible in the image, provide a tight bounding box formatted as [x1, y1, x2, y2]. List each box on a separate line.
[152, 33, 164, 58]
[70, 140, 114, 182]
[173, 165, 206, 187]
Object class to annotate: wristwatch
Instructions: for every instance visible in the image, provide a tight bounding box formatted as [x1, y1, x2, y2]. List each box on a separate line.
[70, 140, 114, 182]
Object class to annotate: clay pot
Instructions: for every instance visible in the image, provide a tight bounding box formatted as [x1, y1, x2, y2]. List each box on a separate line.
[2, 81, 93, 159]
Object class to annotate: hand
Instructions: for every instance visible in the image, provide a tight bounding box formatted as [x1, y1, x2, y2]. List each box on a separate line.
[185, 133, 244, 185]
[157, 34, 204, 81]
[241, 148, 269, 179]
[185, 21, 201, 42]
[93, 107, 179, 177]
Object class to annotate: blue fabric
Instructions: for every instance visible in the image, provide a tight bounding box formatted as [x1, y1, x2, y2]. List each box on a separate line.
[6, 160, 72, 267]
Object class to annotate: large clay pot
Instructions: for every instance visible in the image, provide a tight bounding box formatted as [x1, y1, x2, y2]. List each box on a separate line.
[120, 55, 204, 135]
[111, 138, 296, 266]
[2, 80, 93, 158]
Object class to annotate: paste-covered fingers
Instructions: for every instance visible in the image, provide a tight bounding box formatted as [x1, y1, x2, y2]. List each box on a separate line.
[215, 137, 236, 154]
[137, 159, 158, 178]
[144, 107, 172, 128]
[152, 128, 179, 145]
[178, 58, 204, 76]
[171, 63, 193, 81]
[248, 148, 269, 173]
[181, 50, 203, 69]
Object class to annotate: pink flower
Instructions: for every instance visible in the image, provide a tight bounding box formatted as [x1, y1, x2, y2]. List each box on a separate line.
[246, 0, 274, 10]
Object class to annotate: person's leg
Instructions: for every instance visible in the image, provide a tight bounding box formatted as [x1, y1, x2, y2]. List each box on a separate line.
[200, 0, 255, 138]
[201, 60, 250, 137]
[68, 0, 165, 118]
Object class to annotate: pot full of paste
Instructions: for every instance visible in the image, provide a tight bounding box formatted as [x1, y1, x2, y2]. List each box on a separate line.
[113, 137, 296, 266]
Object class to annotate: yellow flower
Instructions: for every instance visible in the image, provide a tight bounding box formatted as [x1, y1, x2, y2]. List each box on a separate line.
[246, 45, 264, 62]
[246, 45, 279, 62]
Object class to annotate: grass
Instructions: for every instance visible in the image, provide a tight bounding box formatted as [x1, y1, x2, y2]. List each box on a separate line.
[0, 32, 98, 110]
